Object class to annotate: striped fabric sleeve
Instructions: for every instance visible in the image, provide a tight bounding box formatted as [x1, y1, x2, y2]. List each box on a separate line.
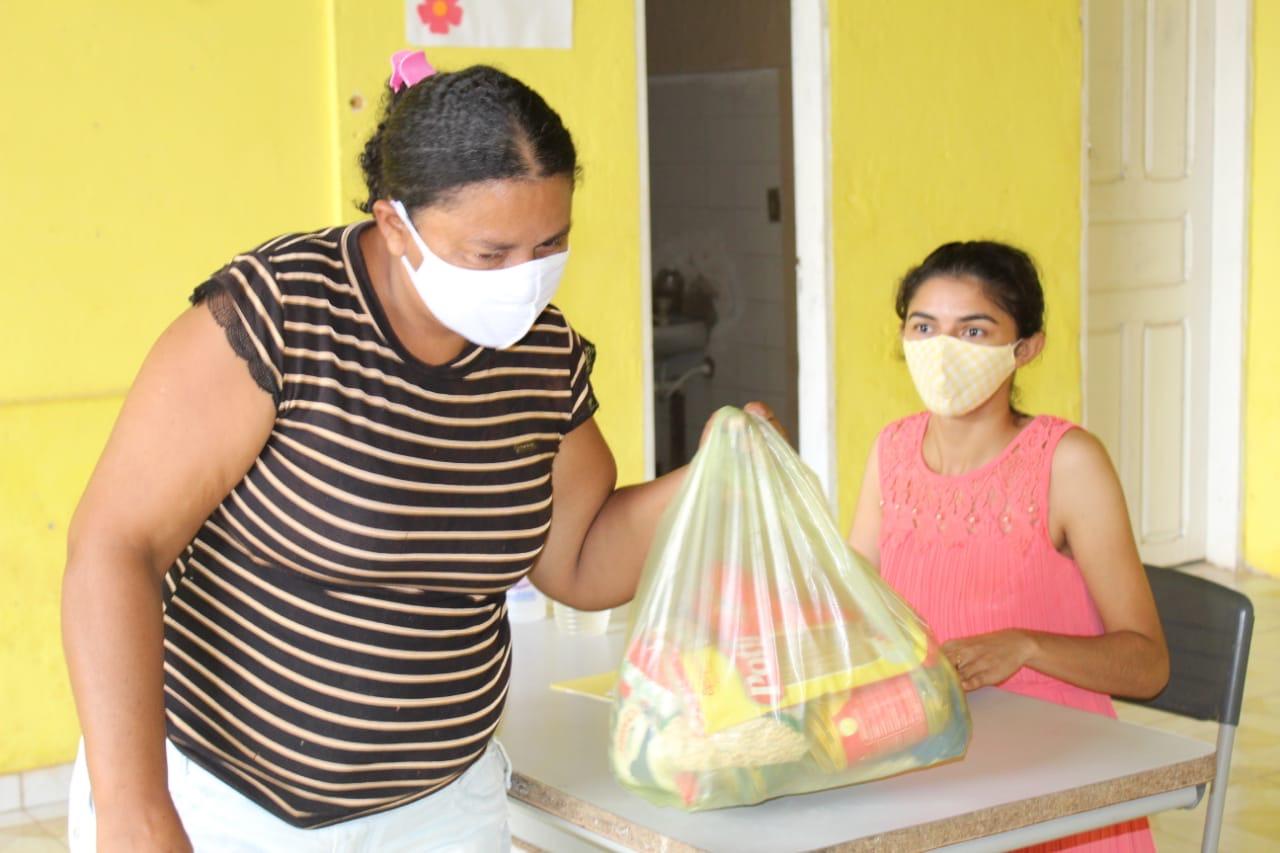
[566, 328, 600, 433]
[191, 252, 288, 407]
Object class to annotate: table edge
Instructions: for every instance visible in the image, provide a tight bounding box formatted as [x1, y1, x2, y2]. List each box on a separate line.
[509, 773, 699, 853]
[508, 752, 1216, 853]
[812, 751, 1217, 853]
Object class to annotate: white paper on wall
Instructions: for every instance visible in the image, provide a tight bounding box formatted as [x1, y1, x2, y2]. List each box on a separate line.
[406, 0, 573, 49]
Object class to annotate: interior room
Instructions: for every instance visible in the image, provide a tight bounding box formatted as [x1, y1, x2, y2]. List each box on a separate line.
[2, 1, 1277, 850]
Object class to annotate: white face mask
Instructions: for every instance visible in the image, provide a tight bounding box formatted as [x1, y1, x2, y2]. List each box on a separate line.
[903, 335, 1021, 417]
[391, 199, 569, 350]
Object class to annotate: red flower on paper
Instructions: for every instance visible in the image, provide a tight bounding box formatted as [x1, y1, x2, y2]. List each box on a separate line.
[418, 0, 463, 35]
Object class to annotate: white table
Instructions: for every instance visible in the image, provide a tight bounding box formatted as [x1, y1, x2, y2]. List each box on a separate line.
[498, 621, 1214, 852]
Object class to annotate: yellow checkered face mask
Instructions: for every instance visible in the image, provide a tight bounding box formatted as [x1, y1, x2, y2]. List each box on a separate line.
[903, 335, 1019, 416]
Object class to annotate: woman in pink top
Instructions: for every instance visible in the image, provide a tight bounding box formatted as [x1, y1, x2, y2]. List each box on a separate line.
[848, 242, 1170, 852]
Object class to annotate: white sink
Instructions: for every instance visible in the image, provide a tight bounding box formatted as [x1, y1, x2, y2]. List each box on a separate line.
[652, 319, 709, 357]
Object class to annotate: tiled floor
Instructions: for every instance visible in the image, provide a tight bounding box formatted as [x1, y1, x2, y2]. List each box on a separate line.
[0, 801, 67, 852]
[2, 564, 1276, 852]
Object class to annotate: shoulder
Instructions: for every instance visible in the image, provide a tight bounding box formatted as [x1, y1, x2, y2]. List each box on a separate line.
[535, 304, 579, 336]
[884, 411, 929, 435]
[191, 224, 357, 351]
[871, 412, 927, 479]
[252, 225, 351, 286]
[528, 306, 599, 425]
[1047, 422, 1120, 504]
[1042, 422, 1134, 540]
[1045, 420, 1110, 470]
[211, 225, 350, 290]
[250, 224, 349, 261]
[488, 305, 595, 391]
[525, 304, 593, 357]
[878, 411, 929, 449]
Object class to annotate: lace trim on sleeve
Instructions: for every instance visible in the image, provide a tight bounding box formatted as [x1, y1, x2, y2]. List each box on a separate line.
[191, 279, 282, 407]
[567, 334, 600, 431]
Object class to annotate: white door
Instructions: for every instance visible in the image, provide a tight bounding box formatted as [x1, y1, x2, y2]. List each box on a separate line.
[1085, 0, 1214, 566]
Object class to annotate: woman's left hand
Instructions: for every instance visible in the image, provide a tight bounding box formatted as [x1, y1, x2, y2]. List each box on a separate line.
[941, 630, 1037, 691]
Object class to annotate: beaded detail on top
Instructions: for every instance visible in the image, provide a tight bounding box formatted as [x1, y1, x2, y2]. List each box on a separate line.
[878, 413, 1065, 554]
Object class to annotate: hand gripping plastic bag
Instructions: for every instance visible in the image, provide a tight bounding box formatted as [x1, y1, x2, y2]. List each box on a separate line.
[610, 407, 971, 810]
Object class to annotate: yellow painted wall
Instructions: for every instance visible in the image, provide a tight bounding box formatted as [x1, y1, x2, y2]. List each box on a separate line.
[1245, 2, 1280, 577]
[0, 1, 339, 773]
[332, 0, 646, 486]
[828, 0, 1084, 524]
[3, 0, 1083, 773]
[1, 0, 643, 774]
[8, 0, 1270, 781]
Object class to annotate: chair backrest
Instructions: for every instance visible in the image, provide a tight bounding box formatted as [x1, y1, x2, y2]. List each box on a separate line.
[1123, 566, 1254, 725]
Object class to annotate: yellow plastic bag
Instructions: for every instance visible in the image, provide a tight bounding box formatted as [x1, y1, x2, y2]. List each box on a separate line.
[610, 407, 971, 810]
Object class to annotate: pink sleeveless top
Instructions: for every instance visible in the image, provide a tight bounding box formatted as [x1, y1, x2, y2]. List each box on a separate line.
[880, 412, 1162, 850]
[876, 414, 1154, 852]
[877, 413, 1114, 716]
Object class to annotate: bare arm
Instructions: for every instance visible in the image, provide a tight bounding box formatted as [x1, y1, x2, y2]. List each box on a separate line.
[1022, 429, 1169, 696]
[847, 437, 883, 569]
[62, 306, 275, 850]
[529, 403, 783, 610]
[526, 417, 685, 610]
[942, 430, 1170, 699]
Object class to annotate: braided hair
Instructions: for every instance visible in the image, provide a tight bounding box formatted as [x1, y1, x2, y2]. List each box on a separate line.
[358, 65, 578, 214]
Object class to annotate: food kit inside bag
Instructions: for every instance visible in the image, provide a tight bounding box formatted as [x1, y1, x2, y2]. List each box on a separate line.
[609, 407, 971, 811]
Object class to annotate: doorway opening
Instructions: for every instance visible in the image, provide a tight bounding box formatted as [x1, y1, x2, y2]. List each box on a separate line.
[643, 0, 798, 475]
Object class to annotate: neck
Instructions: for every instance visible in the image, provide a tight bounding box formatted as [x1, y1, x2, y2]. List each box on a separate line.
[923, 392, 1026, 476]
[360, 224, 470, 366]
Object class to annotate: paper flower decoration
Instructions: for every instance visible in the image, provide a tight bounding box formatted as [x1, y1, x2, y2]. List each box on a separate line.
[417, 0, 464, 35]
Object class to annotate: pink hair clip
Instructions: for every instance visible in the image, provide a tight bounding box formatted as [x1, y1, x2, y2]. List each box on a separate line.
[389, 49, 436, 93]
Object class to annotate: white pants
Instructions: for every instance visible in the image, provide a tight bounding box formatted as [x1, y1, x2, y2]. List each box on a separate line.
[68, 739, 513, 852]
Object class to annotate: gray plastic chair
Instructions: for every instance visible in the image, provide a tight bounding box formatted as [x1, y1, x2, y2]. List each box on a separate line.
[1115, 566, 1254, 852]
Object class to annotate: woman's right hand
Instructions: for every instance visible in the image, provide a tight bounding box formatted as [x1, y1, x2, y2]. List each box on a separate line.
[697, 400, 788, 449]
[97, 801, 193, 853]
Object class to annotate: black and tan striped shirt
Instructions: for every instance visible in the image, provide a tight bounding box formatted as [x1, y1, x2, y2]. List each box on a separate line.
[162, 222, 597, 828]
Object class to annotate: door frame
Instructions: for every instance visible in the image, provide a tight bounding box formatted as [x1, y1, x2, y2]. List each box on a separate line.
[1079, 0, 1252, 569]
[635, 0, 839, 501]
[790, 0, 839, 502]
[1204, 0, 1252, 569]
[636, 0, 656, 480]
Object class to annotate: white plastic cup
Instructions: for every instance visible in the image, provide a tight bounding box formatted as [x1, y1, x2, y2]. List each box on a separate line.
[507, 579, 547, 623]
[552, 602, 611, 636]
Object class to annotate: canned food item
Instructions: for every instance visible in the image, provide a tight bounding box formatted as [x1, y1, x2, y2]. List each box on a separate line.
[807, 674, 931, 771]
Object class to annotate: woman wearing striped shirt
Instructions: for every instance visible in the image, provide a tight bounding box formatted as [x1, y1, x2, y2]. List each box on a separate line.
[62, 56, 777, 852]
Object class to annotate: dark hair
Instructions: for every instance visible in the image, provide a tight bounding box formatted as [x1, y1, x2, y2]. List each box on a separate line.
[358, 65, 577, 213]
[895, 241, 1045, 339]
